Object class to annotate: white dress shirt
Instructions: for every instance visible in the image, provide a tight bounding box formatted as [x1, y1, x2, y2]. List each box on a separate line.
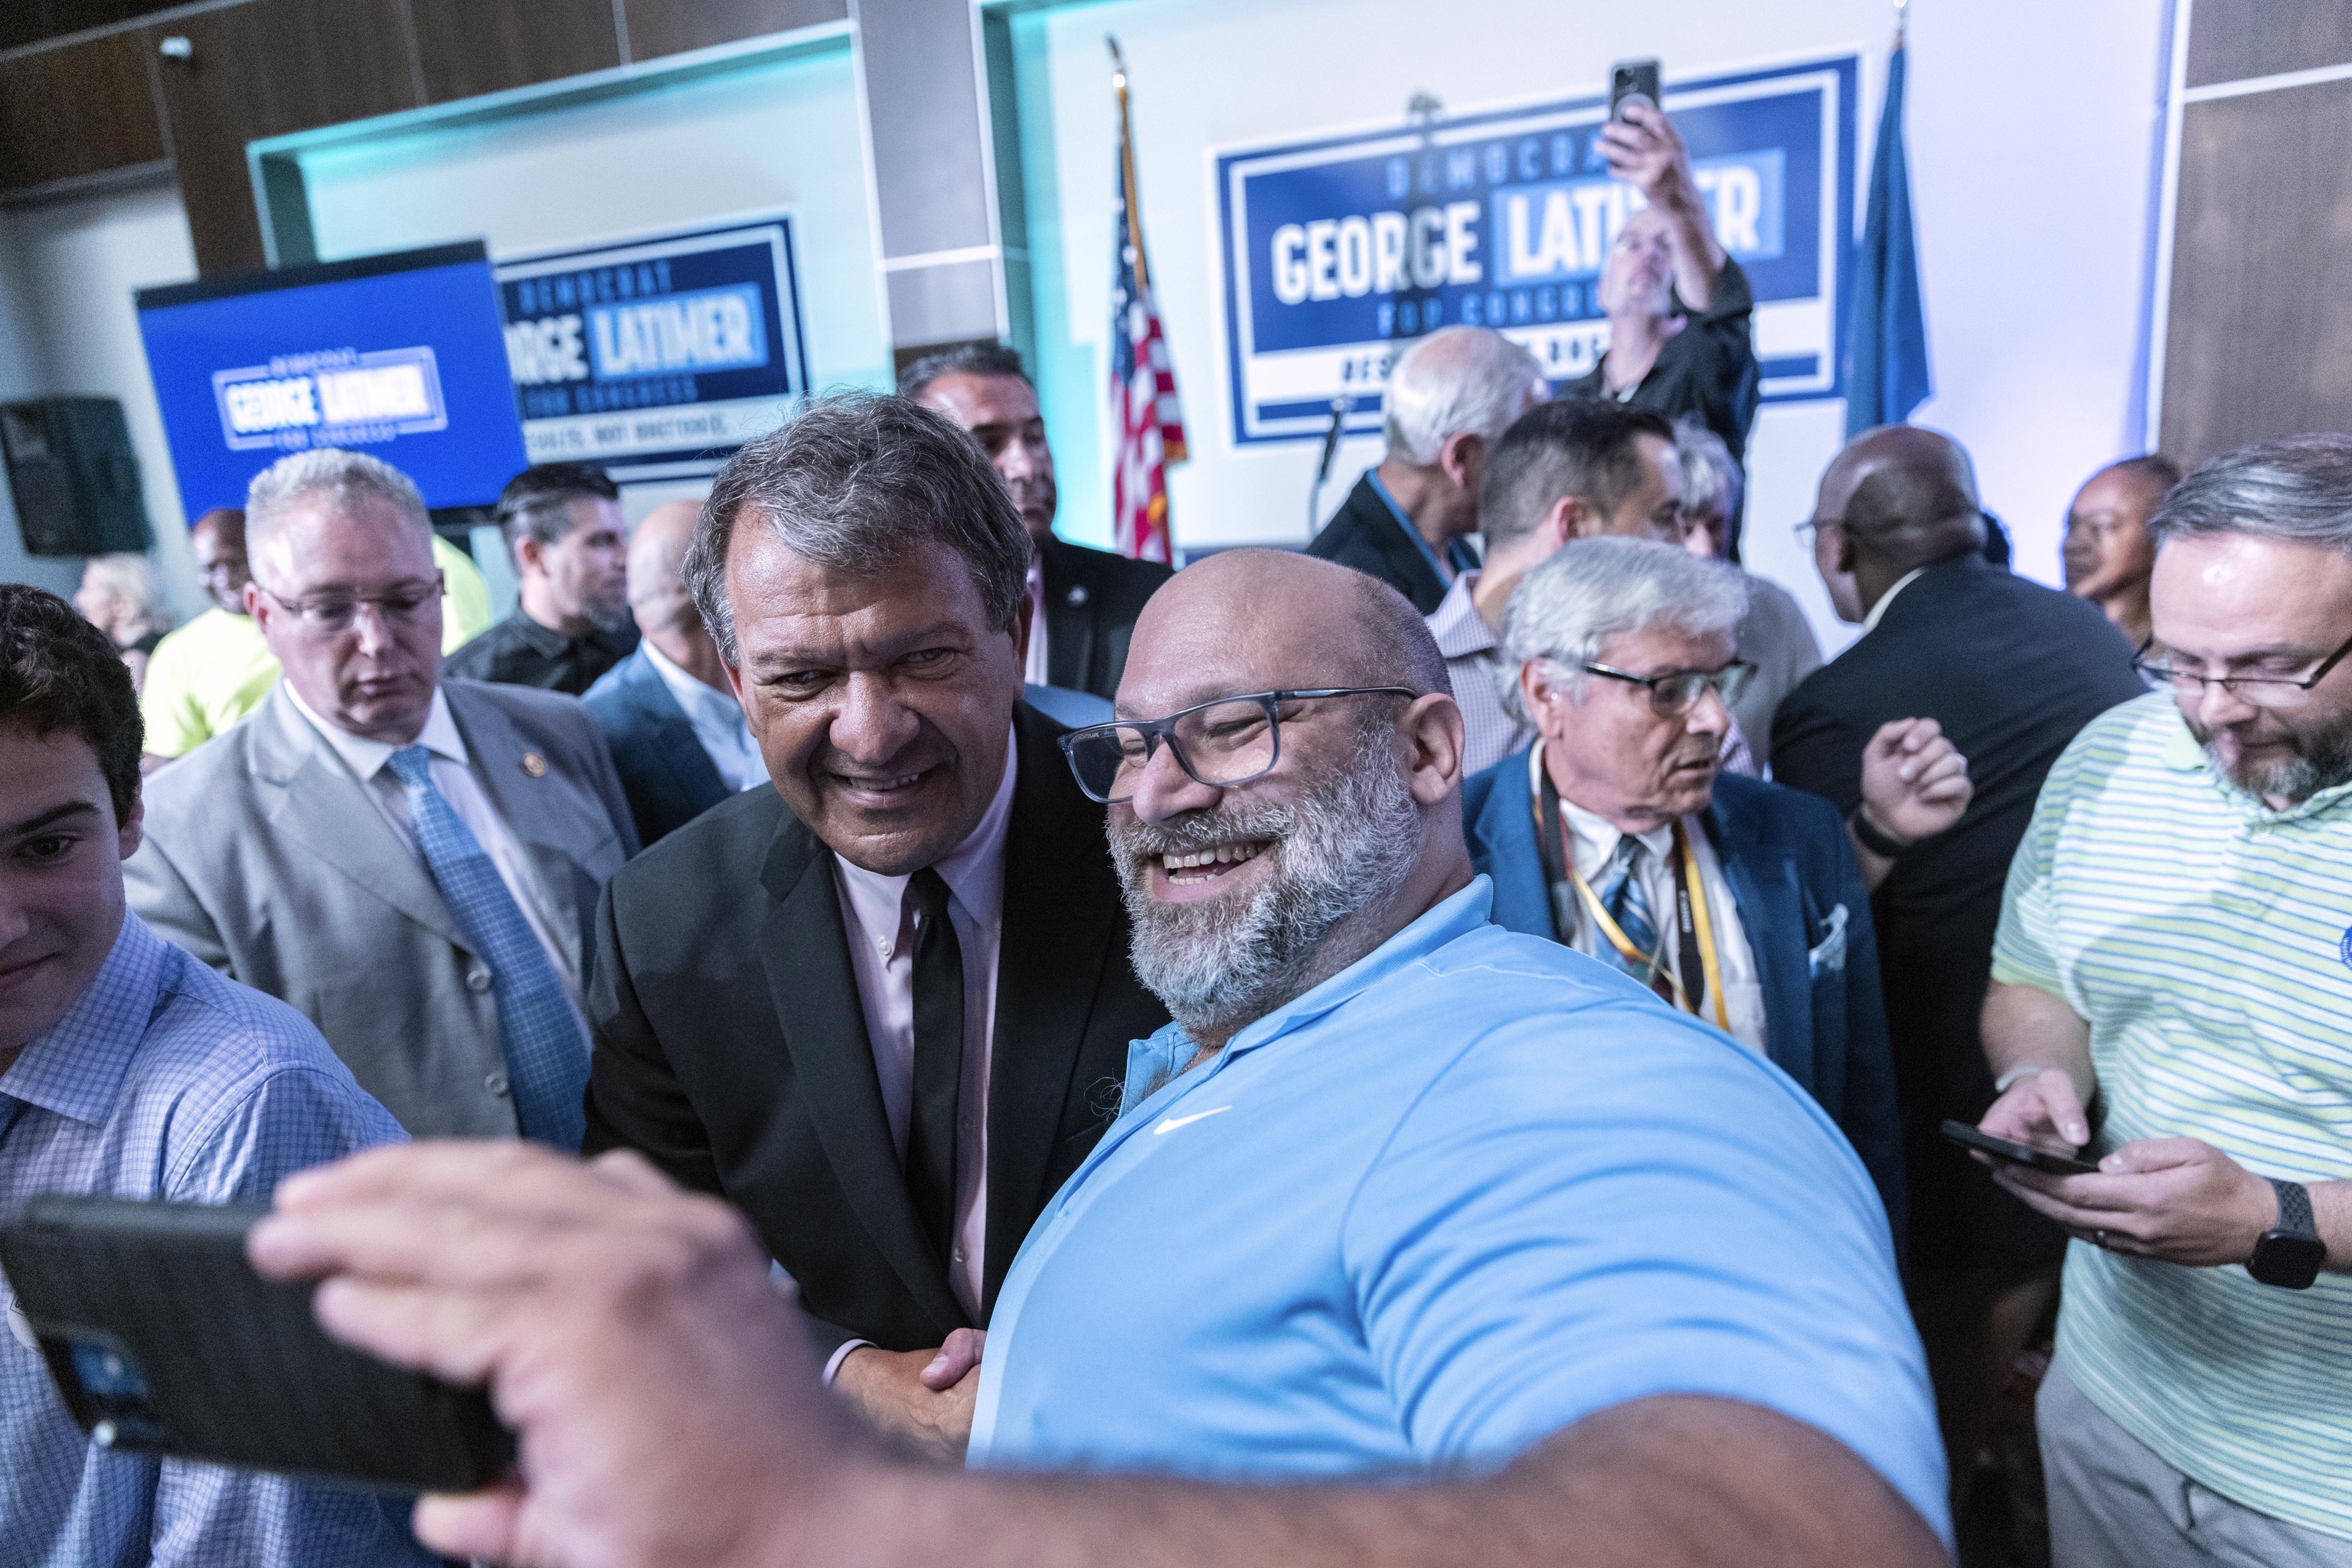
[1024, 557, 1052, 687]
[639, 637, 766, 793]
[831, 730, 1018, 1338]
[1532, 746, 1769, 1055]
[1860, 566, 1928, 633]
[282, 684, 586, 1018]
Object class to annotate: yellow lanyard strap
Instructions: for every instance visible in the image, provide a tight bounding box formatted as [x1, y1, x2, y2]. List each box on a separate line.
[1564, 822, 1732, 1035]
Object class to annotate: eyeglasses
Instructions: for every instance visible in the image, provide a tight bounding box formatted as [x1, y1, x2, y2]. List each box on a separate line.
[253, 577, 442, 635]
[1793, 518, 1838, 545]
[2132, 631, 2352, 709]
[1059, 688, 1415, 804]
[1581, 658, 1756, 718]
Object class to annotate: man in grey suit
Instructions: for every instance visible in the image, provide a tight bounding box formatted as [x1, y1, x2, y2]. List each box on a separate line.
[126, 448, 638, 1142]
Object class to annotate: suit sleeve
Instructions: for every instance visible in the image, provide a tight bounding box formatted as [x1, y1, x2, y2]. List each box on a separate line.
[581, 878, 723, 1195]
[1826, 822, 1906, 1259]
[570, 704, 642, 861]
[1768, 688, 1868, 818]
[122, 835, 234, 976]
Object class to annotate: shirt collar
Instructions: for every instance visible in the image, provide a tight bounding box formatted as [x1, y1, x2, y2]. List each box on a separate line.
[833, 726, 1020, 934]
[640, 638, 746, 732]
[0, 914, 169, 1126]
[1526, 742, 1675, 877]
[1367, 468, 1456, 585]
[285, 681, 466, 783]
[1427, 570, 1495, 658]
[1860, 567, 1928, 633]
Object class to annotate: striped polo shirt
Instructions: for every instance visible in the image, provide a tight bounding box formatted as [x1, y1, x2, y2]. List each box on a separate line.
[1991, 691, 2352, 1539]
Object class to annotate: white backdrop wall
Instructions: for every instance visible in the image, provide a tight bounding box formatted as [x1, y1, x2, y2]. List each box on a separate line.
[0, 187, 205, 616]
[1005, 0, 2170, 652]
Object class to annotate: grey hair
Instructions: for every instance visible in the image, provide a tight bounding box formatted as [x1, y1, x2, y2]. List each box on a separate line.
[2150, 435, 2352, 557]
[684, 392, 1031, 663]
[77, 554, 172, 642]
[1674, 420, 1743, 523]
[898, 341, 1030, 400]
[1382, 326, 1547, 466]
[1497, 536, 1750, 723]
[245, 447, 431, 573]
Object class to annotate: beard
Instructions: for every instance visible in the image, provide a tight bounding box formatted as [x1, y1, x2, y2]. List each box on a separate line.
[1108, 724, 1424, 1044]
[2187, 702, 2352, 804]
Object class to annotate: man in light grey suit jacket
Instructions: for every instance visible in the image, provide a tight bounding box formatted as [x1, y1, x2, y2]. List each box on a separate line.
[125, 448, 637, 1139]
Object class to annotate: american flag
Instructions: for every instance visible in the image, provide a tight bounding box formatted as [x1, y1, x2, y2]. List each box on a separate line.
[1108, 45, 1187, 564]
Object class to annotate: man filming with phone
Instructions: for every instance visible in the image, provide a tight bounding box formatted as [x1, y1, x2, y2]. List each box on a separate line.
[1560, 80, 1760, 552]
[1976, 436, 2352, 1566]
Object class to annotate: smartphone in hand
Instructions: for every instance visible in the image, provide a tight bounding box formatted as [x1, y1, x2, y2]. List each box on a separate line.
[1940, 1119, 2100, 1178]
[1609, 59, 1662, 121]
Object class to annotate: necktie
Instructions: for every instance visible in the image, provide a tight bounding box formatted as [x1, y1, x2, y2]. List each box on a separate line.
[1592, 837, 1674, 1004]
[904, 867, 964, 1269]
[384, 746, 589, 1149]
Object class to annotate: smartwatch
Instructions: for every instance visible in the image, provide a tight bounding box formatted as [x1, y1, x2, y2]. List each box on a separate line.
[2248, 1178, 2327, 1290]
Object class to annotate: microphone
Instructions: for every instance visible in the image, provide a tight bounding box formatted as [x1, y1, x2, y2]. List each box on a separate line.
[1315, 397, 1349, 484]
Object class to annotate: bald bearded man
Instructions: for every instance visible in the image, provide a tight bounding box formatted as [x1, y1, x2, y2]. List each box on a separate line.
[1770, 424, 2144, 1511]
[582, 501, 764, 844]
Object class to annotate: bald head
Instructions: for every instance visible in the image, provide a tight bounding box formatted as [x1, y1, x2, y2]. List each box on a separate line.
[627, 500, 704, 634]
[1121, 551, 1448, 719]
[1817, 425, 1985, 575]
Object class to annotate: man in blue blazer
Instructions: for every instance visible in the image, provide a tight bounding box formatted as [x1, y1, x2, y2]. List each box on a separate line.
[1462, 539, 1972, 1245]
[584, 501, 763, 845]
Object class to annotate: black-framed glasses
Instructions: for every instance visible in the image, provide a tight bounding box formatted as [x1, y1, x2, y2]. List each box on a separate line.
[252, 577, 443, 635]
[1059, 687, 1415, 804]
[1582, 658, 1756, 718]
[2132, 631, 2352, 710]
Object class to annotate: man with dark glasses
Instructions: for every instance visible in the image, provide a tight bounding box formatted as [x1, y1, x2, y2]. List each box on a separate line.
[1461, 537, 1962, 1233]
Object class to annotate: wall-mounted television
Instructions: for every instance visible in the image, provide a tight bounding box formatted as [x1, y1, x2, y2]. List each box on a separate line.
[135, 241, 529, 518]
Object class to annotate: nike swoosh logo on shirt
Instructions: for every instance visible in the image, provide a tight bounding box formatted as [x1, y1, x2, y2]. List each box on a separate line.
[1153, 1106, 1233, 1135]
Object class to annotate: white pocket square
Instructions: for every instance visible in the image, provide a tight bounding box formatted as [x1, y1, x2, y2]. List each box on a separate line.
[1808, 903, 1849, 976]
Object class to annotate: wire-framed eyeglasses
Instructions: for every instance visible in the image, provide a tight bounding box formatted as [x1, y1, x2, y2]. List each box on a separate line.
[2132, 632, 2352, 710]
[1058, 688, 1415, 804]
[252, 577, 443, 635]
[1580, 658, 1757, 718]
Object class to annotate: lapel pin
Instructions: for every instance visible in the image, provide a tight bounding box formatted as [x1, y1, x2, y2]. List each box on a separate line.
[1067, 584, 1089, 606]
[521, 752, 547, 777]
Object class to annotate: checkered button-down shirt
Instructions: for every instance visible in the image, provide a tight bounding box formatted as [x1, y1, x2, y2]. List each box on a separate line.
[0, 914, 433, 1568]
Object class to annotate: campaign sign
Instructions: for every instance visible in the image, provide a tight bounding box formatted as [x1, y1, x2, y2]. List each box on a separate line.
[495, 217, 810, 475]
[1214, 56, 1857, 446]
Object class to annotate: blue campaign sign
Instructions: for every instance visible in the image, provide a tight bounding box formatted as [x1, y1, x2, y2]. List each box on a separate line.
[1214, 57, 1857, 446]
[495, 216, 810, 476]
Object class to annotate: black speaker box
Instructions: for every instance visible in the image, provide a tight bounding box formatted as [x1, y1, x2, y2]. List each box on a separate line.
[2, 397, 153, 557]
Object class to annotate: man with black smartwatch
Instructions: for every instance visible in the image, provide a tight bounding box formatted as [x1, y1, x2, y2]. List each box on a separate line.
[1978, 434, 2352, 1566]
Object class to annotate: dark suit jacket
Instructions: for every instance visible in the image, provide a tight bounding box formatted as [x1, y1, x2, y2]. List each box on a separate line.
[582, 703, 1170, 1352]
[1770, 554, 2144, 1275]
[1037, 534, 1172, 700]
[1462, 759, 1906, 1242]
[580, 647, 733, 846]
[1306, 472, 1465, 614]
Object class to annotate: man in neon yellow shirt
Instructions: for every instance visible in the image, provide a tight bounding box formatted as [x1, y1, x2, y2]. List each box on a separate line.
[140, 507, 494, 766]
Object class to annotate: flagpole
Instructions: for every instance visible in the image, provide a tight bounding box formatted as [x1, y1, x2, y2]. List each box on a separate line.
[1108, 35, 1149, 292]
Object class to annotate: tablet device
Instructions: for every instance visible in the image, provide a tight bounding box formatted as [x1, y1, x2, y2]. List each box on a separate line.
[1939, 1119, 2100, 1178]
[0, 1194, 511, 1493]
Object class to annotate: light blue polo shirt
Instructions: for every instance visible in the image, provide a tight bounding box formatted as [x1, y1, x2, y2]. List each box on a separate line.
[969, 879, 1948, 1543]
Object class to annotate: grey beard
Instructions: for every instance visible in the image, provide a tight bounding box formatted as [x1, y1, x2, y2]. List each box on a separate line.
[2190, 706, 2352, 805]
[1109, 727, 1424, 1044]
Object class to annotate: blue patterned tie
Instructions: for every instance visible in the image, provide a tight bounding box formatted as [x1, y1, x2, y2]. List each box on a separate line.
[384, 745, 588, 1149]
[1591, 836, 1670, 998]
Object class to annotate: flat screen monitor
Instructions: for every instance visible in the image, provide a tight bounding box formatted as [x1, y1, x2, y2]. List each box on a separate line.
[136, 242, 529, 518]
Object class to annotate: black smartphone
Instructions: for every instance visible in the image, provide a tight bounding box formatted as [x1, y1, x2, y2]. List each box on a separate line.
[1609, 59, 1662, 122]
[0, 1194, 511, 1493]
[1939, 1119, 2100, 1177]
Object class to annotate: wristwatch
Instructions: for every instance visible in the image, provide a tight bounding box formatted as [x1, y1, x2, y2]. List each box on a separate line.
[2248, 1178, 2327, 1289]
[1848, 808, 1912, 860]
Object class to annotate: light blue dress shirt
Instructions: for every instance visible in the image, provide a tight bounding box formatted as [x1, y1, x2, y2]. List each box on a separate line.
[639, 637, 765, 793]
[0, 914, 434, 1568]
[969, 879, 1949, 1544]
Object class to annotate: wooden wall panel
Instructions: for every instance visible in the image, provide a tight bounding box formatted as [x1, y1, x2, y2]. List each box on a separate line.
[0, 31, 165, 192]
[410, 0, 622, 104]
[2185, 0, 2352, 90]
[2160, 78, 2352, 462]
[622, 0, 848, 64]
[145, 0, 420, 274]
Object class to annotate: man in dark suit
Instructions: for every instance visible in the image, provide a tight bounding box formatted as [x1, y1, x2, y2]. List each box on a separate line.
[1458, 537, 1956, 1232]
[904, 343, 1169, 700]
[1771, 424, 2145, 1505]
[1307, 326, 1550, 612]
[582, 499, 760, 844]
[583, 394, 1168, 1457]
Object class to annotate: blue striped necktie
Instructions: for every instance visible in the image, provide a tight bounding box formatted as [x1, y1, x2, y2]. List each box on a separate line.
[384, 745, 588, 1149]
[1591, 835, 1668, 995]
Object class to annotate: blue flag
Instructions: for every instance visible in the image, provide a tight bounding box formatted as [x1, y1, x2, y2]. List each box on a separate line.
[1844, 42, 1931, 435]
